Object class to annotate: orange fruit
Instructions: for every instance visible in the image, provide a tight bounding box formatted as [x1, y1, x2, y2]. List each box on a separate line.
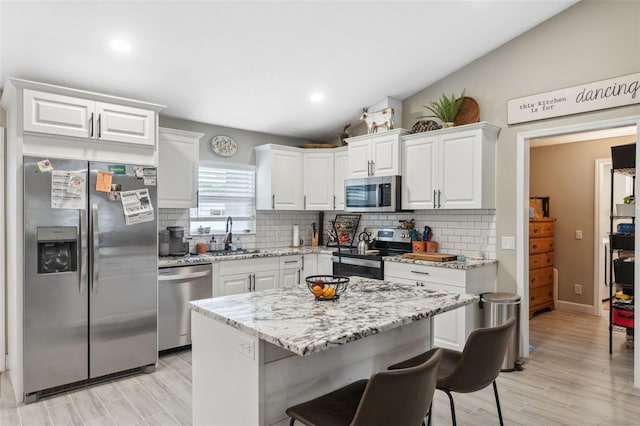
[322, 286, 336, 299]
[312, 285, 324, 297]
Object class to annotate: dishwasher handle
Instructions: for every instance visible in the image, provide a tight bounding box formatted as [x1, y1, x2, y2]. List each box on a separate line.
[158, 271, 211, 281]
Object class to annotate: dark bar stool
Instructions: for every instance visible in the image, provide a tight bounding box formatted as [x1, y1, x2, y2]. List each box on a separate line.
[286, 348, 442, 426]
[388, 316, 517, 426]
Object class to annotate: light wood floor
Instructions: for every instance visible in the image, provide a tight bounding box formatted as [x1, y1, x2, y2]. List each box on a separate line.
[0, 310, 637, 425]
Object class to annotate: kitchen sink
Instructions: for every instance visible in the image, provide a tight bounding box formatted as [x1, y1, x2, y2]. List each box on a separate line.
[206, 249, 261, 256]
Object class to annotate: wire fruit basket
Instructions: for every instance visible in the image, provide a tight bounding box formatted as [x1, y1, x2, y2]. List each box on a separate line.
[305, 275, 349, 301]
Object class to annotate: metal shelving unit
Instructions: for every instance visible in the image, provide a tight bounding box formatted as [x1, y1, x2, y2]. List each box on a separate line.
[608, 144, 636, 354]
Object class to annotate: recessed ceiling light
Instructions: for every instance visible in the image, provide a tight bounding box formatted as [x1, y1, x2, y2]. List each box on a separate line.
[110, 39, 132, 52]
[310, 93, 325, 103]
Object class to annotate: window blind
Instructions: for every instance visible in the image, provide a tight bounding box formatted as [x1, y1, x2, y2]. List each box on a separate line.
[190, 163, 256, 233]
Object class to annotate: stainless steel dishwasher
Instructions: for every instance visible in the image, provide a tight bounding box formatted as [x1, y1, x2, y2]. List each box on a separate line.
[158, 263, 212, 351]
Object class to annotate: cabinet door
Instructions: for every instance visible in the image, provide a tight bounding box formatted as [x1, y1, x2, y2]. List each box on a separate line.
[158, 128, 202, 208]
[333, 149, 349, 210]
[317, 254, 333, 275]
[402, 136, 438, 210]
[370, 134, 400, 176]
[440, 130, 483, 209]
[272, 149, 304, 210]
[303, 152, 334, 210]
[302, 254, 318, 280]
[254, 270, 278, 292]
[95, 102, 155, 146]
[23, 89, 95, 139]
[280, 268, 300, 288]
[219, 273, 251, 296]
[347, 140, 371, 178]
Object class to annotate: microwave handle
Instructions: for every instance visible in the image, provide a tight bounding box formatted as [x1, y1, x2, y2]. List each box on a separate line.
[378, 183, 384, 207]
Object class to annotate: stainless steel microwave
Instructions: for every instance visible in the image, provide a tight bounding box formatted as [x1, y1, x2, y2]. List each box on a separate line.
[344, 175, 402, 212]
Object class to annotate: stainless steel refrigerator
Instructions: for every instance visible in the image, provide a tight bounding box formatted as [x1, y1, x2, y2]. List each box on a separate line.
[23, 156, 158, 401]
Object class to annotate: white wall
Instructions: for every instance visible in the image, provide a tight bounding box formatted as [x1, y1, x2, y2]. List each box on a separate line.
[401, 0, 640, 292]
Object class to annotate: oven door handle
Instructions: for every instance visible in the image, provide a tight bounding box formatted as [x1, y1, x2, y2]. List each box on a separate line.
[331, 256, 380, 268]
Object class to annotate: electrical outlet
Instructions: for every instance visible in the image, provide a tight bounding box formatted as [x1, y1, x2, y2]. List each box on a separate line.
[574, 284, 582, 295]
[501, 236, 515, 250]
[237, 339, 255, 360]
[575, 230, 583, 240]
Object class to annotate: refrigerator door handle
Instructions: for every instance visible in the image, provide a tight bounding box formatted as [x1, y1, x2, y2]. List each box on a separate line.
[79, 209, 88, 295]
[91, 203, 100, 294]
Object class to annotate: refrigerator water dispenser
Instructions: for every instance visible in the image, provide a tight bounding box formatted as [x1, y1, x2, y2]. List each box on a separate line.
[37, 227, 78, 274]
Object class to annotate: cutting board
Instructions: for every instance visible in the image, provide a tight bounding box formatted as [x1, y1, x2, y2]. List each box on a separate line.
[402, 253, 458, 262]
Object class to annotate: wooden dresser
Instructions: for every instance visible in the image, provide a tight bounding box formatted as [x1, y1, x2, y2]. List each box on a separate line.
[529, 218, 555, 317]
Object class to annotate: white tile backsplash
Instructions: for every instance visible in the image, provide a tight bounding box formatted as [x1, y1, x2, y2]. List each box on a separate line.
[158, 208, 496, 259]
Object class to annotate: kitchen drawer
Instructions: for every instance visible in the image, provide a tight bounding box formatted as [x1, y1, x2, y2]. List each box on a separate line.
[529, 266, 554, 289]
[219, 257, 280, 276]
[529, 252, 554, 270]
[529, 237, 554, 254]
[529, 221, 554, 238]
[530, 284, 553, 309]
[384, 262, 466, 288]
[280, 255, 302, 270]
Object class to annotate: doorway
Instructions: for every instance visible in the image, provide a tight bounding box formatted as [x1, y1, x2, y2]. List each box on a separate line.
[516, 115, 640, 387]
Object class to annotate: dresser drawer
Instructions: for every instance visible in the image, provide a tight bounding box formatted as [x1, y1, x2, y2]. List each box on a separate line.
[529, 266, 554, 289]
[530, 221, 554, 238]
[529, 237, 554, 254]
[529, 252, 554, 270]
[530, 284, 553, 309]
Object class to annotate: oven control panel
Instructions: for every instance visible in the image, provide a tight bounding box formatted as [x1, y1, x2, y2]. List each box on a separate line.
[366, 228, 412, 243]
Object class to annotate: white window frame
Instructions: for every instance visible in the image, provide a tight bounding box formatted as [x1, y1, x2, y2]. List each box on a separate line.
[190, 162, 256, 235]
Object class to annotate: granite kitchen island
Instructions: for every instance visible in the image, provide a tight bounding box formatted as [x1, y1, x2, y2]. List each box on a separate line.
[190, 277, 479, 426]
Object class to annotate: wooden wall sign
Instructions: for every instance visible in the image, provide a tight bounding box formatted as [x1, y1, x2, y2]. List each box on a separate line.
[507, 72, 640, 125]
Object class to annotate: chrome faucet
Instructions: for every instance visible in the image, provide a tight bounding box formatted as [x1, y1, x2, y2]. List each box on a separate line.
[223, 216, 233, 251]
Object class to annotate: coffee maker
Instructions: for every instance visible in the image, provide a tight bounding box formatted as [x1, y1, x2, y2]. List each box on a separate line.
[167, 226, 189, 255]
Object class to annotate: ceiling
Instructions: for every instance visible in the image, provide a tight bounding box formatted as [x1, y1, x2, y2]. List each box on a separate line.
[1, 0, 579, 142]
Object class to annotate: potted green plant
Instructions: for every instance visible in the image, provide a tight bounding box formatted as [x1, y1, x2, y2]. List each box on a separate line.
[418, 90, 466, 128]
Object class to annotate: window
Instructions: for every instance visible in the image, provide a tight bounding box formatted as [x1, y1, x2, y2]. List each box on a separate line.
[190, 163, 256, 235]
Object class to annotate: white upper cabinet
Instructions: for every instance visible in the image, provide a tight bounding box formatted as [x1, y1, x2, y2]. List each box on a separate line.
[346, 129, 407, 178]
[401, 122, 500, 210]
[402, 134, 439, 210]
[333, 147, 348, 210]
[95, 102, 156, 146]
[303, 150, 334, 210]
[256, 145, 304, 210]
[23, 90, 95, 139]
[158, 128, 204, 208]
[23, 87, 159, 147]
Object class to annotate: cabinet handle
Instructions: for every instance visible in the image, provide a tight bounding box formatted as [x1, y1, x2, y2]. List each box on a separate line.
[272, 194, 275, 210]
[248, 274, 252, 292]
[433, 190, 437, 209]
[284, 260, 298, 264]
[531, 277, 536, 282]
[367, 161, 371, 176]
[301, 256, 305, 271]
[438, 190, 442, 208]
[333, 195, 336, 210]
[297, 269, 301, 286]
[411, 270, 430, 275]
[97, 114, 102, 138]
[371, 161, 375, 176]
[533, 228, 539, 234]
[89, 112, 94, 137]
[532, 244, 538, 250]
[304, 195, 307, 210]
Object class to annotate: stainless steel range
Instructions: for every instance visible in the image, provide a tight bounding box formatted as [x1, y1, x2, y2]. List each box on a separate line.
[332, 228, 412, 279]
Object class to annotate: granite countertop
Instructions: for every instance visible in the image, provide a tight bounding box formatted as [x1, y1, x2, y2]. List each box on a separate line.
[158, 246, 334, 267]
[190, 277, 478, 356]
[383, 255, 497, 270]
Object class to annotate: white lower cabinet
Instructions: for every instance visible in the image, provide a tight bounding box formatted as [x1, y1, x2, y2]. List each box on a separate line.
[280, 255, 302, 288]
[218, 257, 280, 296]
[317, 253, 333, 275]
[384, 261, 496, 351]
[301, 254, 318, 281]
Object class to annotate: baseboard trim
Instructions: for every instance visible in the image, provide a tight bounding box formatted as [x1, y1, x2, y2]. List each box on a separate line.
[556, 300, 596, 315]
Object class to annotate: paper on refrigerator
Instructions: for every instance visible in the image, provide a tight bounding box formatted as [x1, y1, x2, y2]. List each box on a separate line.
[120, 188, 155, 225]
[51, 170, 86, 209]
